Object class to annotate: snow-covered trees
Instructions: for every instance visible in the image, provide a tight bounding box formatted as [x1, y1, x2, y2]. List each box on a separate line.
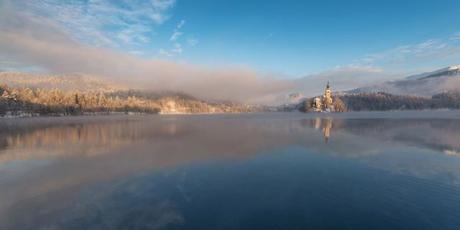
[0, 84, 256, 116]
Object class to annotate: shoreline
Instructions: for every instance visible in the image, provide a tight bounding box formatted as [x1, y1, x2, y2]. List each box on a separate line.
[0, 110, 460, 121]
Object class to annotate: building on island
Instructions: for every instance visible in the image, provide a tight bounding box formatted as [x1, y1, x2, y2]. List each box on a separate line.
[323, 82, 333, 110]
[311, 82, 335, 112]
[313, 97, 322, 112]
[300, 81, 346, 113]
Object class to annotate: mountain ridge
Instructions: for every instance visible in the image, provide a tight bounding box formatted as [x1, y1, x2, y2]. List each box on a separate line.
[349, 65, 460, 97]
[406, 65, 460, 80]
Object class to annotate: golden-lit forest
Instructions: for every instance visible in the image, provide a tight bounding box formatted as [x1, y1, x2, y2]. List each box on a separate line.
[0, 84, 257, 116]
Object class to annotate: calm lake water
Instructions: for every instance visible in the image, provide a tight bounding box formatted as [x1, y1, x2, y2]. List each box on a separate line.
[1, 112, 460, 230]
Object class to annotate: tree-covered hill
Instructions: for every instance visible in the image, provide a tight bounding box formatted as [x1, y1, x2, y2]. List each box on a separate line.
[0, 84, 259, 117]
[297, 91, 460, 112]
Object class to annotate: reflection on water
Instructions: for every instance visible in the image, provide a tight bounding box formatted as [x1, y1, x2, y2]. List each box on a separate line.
[1, 112, 460, 229]
[0, 117, 185, 162]
[306, 116, 460, 154]
[310, 117, 334, 143]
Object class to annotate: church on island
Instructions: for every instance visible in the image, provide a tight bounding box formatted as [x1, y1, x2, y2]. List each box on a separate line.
[306, 82, 345, 113]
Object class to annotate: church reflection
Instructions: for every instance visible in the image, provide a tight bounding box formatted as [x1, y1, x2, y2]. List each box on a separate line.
[311, 117, 334, 143]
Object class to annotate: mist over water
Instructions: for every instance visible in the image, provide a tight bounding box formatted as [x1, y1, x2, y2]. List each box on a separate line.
[1, 112, 460, 229]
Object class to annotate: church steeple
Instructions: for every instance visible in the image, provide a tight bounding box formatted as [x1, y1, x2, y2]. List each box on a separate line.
[307, 81, 344, 113]
[323, 81, 333, 110]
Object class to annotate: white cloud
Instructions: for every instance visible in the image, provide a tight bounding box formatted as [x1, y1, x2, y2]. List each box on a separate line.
[163, 20, 187, 57]
[117, 26, 152, 45]
[171, 43, 183, 54]
[176, 19, 185, 29]
[170, 31, 183, 41]
[11, 0, 176, 49]
[129, 50, 145, 56]
[356, 35, 460, 70]
[158, 49, 173, 57]
[150, 0, 176, 10]
[450, 32, 460, 41]
[149, 0, 176, 24]
[170, 20, 185, 41]
[187, 37, 199, 47]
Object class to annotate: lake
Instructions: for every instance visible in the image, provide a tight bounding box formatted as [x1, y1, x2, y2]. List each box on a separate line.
[1, 112, 460, 230]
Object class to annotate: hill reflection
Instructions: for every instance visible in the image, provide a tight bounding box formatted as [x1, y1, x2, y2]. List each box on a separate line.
[1, 114, 460, 165]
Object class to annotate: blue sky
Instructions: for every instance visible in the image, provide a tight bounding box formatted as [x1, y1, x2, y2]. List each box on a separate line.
[93, 0, 460, 76]
[4, 0, 460, 77]
[1, 0, 460, 102]
[173, 0, 460, 76]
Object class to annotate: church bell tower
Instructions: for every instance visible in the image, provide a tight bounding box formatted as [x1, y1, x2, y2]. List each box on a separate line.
[323, 81, 333, 109]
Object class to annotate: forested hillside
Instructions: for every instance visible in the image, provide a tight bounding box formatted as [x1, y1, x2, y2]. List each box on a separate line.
[0, 84, 258, 117]
[298, 92, 460, 112]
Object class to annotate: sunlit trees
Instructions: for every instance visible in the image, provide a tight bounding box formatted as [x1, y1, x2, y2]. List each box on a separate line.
[0, 84, 256, 116]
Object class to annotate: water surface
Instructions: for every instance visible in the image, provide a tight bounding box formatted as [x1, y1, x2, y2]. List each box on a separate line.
[1, 112, 460, 230]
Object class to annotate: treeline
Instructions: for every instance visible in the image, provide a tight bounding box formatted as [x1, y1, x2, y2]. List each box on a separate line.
[297, 91, 460, 112]
[431, 91, 460, 109]
[0, 84, 256, 117]
[338, 92, 460, 111]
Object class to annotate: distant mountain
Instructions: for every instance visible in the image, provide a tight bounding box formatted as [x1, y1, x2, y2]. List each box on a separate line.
[349, 66, 460, 96]
[406, 65, 460, 80]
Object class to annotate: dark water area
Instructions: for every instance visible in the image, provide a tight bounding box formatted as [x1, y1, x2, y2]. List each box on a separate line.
[1, 112, 460, 230]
